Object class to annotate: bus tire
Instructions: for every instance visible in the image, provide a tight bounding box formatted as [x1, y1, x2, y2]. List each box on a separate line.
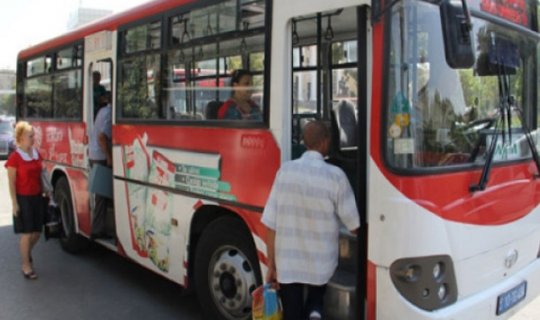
[194, 216, 261, 320]
[55, 176, 89, 254]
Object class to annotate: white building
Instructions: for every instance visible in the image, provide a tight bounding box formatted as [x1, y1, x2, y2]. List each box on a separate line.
[67, 8, 113, 30]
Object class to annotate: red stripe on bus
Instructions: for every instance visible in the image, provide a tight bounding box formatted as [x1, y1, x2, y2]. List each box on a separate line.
[367, 260, 377, 320]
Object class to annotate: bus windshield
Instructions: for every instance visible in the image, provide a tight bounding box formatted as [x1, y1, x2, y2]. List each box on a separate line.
[385, 0, 539, 169]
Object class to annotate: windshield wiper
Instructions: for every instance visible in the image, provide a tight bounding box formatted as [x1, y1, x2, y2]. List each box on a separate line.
[470, 56, 540, 192]
[469, 114, 502, 192]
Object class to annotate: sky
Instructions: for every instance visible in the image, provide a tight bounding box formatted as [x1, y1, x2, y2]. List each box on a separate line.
[0, 0, 151, 70]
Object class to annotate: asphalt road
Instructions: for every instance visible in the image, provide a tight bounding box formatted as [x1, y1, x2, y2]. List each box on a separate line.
[0, 160, 539, 320]
[0, 160, 202, 320]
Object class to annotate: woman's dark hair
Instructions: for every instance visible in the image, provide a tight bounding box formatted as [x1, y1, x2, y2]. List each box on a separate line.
[230, 69, 252, 85]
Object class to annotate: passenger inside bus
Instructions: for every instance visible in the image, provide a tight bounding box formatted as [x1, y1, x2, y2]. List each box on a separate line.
[217, 69, 262, 121]
[93, 71, 106, 119]
[89, 91, 113, 240]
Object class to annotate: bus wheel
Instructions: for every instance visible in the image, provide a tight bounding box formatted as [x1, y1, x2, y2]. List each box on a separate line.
[55, 177, 88, 254]
[194, 216, 261, 320]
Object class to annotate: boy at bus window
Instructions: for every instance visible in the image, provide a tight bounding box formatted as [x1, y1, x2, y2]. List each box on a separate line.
[217, 69, 262, 121]
[262, 121, 360, 320]
[89, 91, 112, 239]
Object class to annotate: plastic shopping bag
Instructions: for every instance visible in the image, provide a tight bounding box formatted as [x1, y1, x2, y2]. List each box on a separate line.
[252, 283, 283, 320]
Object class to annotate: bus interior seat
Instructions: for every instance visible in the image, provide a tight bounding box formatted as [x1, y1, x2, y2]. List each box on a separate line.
[333, 100, 358, 148]
[205, 101, 222, 119]
[329, 101, 359, 196]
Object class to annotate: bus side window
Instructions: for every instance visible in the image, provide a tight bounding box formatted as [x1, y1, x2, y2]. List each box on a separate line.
[162, 1, 267, 123]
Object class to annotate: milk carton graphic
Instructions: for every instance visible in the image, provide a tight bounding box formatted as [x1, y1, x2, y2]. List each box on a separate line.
[123, 134, 151, 255]
[122, 133, 238, 274]
[145, 189, 172, 272]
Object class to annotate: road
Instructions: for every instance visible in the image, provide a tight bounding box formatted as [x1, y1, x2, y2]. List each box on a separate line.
[0, 160, 539, 319]
[0, 160, 202, 320]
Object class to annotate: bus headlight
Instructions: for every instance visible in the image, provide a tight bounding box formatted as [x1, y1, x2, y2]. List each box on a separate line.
[390, 255, 457, 311]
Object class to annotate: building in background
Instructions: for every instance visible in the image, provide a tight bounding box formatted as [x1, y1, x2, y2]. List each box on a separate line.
[67, 7, 113, 30]
[0, 69, 15, 116]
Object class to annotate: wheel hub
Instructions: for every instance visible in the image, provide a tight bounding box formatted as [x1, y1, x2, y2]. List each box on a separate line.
[220, 272, 238, 299]
[209, 246, 257, 319]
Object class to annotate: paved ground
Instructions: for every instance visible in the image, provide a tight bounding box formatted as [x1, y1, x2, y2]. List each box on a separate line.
[0, 160, 539, 319]
[0, 161, 202, 320]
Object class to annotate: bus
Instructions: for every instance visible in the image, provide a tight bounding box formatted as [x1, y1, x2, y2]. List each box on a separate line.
[15, 0, 540, 319]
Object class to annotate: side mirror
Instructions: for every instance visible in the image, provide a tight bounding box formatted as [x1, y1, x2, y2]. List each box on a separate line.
[440, 0, 475, 68]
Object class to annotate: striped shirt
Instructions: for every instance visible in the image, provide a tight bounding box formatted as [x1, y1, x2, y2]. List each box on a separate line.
[262, 151, 360, 285]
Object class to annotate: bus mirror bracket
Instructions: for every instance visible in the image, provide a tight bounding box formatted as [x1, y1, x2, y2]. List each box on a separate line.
[440, 0, 475, 69]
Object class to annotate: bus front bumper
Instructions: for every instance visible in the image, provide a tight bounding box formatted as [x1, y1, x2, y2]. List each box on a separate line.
[377, 258, 540, 320]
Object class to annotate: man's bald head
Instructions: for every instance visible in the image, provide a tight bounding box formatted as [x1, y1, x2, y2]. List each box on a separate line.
[303, 120, 330, 152]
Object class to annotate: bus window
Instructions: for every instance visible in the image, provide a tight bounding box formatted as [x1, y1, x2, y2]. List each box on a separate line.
[57, 45, 83, 70]
[331, 40, 358, 151]
[21, 45, 83, 120]
[291, 8, 359, 158]
[163, 0, 267, 122]
[118, 20, 162, 120]
[53, 69, 82, 119]
[27, 56, 47, 77]
[119, 54, 161, 119]
[24, 75, 53, 118]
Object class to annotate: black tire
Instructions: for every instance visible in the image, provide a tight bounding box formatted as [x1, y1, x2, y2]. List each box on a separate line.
[55, 176, 89, 254]
[194, 216, 262, 320]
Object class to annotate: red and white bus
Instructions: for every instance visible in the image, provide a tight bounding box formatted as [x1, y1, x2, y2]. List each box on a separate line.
[16, 0, 540, 319]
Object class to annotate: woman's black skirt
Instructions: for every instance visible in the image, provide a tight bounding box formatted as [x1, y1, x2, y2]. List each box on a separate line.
[13, 194, 45, 234]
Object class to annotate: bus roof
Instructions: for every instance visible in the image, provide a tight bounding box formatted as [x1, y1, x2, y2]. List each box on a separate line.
[18, 0, 193, 61]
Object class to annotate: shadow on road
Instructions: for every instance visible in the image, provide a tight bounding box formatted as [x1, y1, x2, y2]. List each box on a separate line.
[0, 225, 203, 320]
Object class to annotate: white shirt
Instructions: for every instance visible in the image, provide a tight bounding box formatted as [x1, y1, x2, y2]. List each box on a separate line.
[261, 151, 360, 285]
[89, 105, 112, 161]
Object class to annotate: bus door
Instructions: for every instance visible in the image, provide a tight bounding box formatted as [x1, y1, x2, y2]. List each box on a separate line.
[84, 31, 116, 239]
[291, 6, 369, 320]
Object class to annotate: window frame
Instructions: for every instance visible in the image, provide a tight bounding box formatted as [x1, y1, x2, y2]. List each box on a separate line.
[380, 2, 540, 176]
[115, 0, 272, 128]
[20, 41, 84, 122]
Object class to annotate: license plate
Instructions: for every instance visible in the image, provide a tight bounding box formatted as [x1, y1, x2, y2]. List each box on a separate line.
[496, 281, 527, 315]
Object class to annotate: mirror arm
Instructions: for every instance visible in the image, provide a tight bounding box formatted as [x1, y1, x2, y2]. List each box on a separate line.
[460, 0, 472, 31]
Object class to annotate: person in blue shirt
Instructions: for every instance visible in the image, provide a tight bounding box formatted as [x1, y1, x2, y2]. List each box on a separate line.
[89, 91, 112, 239]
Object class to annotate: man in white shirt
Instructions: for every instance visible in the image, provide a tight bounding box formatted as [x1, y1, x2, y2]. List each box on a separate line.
[262, 120, 360, 320]
[89, 91, 112, 239]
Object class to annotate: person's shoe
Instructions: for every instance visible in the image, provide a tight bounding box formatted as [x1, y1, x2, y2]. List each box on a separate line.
[309, 311, 322, 320]
[22, 270, 38, 280]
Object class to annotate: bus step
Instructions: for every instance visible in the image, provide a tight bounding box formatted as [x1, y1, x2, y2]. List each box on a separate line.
[324, 269, 357, 320]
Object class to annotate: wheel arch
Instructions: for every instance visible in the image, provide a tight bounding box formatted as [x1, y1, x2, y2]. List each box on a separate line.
[51, 167, 80, 233]
[51, 167, 67, 189]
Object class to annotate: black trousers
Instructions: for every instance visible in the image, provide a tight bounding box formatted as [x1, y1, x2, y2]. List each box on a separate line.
[90, 160, 109, 234]
[279, 283, 327, 320]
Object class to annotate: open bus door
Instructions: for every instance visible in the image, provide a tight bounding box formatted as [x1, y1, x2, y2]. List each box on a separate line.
[290, 5, 369, 320]
[84, 31, 117, 241]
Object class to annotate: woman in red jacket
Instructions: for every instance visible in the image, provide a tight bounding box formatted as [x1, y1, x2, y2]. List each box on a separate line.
[5, 121, 46, 279]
